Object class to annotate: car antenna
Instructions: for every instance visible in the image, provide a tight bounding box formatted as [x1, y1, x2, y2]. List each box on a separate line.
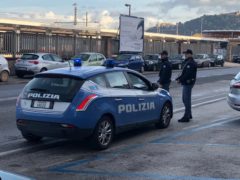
[68, 60, 72, 71]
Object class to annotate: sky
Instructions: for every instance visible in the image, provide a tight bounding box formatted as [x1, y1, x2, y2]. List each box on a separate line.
[0, 0, 240, 29]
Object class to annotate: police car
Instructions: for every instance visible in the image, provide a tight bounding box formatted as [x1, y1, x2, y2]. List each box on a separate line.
[16, 60, 173, 149]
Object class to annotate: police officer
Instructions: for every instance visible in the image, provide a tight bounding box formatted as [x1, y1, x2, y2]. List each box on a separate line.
[158, 50, 172, 91]
[176, 49, 197, 122]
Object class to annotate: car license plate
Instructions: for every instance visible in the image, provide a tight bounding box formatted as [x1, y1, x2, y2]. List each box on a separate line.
[32, 101, 52, 109]
[18, 67, 27, 70]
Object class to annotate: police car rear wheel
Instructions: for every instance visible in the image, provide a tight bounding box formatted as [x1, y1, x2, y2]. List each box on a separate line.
[22, 132, 42, 142]
[155, 102, 172, 129]
[91, 116, 114, 150]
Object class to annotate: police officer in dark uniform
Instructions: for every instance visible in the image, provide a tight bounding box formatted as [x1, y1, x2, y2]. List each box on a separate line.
[158, 50, 172, 91]
[176, 49, 197, 122]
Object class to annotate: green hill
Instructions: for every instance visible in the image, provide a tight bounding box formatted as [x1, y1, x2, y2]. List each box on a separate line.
[147, 12, 240, 35]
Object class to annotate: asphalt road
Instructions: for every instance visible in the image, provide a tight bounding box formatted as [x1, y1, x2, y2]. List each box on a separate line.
[0, 67, 240, 180]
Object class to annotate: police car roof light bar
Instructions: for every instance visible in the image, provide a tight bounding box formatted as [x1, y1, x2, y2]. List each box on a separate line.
[74, 58, 82, 67]
[76, 94, 97, 111]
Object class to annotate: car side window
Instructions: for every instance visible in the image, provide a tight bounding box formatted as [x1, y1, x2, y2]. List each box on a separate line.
[42, 54, 53, 61]
[97, 54, 105, 61]
[90, 74, 107, 88]
[51, 54, 63, 62]
[105, 72, 129, 89]
[89, 54, 97, 62]
[127, 73, 149, 90]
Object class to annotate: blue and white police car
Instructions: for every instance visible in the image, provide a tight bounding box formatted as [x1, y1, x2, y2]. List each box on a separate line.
[16, 60, 173, 149]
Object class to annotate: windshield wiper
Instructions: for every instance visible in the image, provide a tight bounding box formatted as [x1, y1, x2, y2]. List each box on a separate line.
[30, 88, 49, 92]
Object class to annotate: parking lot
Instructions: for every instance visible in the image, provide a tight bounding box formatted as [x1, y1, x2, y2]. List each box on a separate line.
[0, 66, 240, 180]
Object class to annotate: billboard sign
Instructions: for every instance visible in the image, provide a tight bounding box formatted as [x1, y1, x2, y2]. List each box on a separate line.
[119, 15, 144, 53]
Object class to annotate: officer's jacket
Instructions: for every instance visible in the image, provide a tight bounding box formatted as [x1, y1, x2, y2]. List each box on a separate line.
[159, 58, 172, 85]
[177, 58, 197, 85]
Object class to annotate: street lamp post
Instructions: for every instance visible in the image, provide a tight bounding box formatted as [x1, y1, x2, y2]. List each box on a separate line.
[125, 4, 131, 16]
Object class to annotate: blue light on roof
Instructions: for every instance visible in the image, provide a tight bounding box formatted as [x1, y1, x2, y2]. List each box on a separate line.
[74, 58, 82, 67]
[105, 59, 115, 68]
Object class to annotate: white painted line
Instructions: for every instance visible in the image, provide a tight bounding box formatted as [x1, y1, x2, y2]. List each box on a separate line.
[0, 139, 63, 157]
[0, 97, 17, 102]
[174, 97, 226, 113]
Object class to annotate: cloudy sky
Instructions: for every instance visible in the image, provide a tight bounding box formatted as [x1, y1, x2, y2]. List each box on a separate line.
[0, 0, 239, 29]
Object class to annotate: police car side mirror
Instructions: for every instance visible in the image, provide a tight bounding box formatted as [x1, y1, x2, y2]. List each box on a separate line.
[151, 83, 159, 90]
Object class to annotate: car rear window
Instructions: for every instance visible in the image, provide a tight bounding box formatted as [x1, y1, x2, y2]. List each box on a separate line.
[21, 54, 39, 60]
[23, 75, 83, 102]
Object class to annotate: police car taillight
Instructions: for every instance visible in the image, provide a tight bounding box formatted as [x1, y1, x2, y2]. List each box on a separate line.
[76, 94, 97, 111]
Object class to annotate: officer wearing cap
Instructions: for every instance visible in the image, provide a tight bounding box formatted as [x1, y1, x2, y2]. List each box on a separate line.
[176, 49, 197, 122]
[158, 50, 172, 91]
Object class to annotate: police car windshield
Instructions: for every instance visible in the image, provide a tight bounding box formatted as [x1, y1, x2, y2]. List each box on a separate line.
[116, 54, 132, 61]
[24, 75, 83, 102]
[72, 54, 90, 61]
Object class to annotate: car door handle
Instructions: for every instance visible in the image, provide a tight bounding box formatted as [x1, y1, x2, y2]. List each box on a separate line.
[115, 98, 123, 101]
[138, 98, 145, 101]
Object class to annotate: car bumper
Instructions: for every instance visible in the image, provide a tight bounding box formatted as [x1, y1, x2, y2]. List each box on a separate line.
[17, 119, 93, 139]
[15, 66, 40, 74]
[227, 94, 240, 111]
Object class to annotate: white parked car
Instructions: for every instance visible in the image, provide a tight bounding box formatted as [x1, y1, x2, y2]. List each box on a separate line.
[0, 55, 10, 82]
[71, 52, 106, 66]
[15, 53, 68, 78]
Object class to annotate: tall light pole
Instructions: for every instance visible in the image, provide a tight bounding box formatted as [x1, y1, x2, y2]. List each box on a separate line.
[125, 4, 131, 16]
[200, 17, 203, 36]
[73, 3, 77, 25]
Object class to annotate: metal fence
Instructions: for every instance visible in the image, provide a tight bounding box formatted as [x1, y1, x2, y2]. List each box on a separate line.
[0, 31, 220, 59]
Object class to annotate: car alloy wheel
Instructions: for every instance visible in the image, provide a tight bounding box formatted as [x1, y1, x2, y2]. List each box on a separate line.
[0, 71, 9, 82]
[91, 116, 114, 150]
[98, 120, 112, 146]
[155, 102, 172, 129]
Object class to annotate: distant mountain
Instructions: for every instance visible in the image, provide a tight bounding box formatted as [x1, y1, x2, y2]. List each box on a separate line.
[147, 11, 240, 36]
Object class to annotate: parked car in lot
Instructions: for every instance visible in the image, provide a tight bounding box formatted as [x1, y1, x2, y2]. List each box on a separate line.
[16, 62, 173, 149]
[143, 54, 160, 71]
[232, 55, 240, 63]
[208, 54, 225, 67]
[15, 53, 68, 78]
[194, 54, 211, 68]
[71, 52, 106, 66]
[228, 72, 240, 111]
[0, 55, 10, 82]
[169, 54, 184, 70]
[104, 54, 145, 72]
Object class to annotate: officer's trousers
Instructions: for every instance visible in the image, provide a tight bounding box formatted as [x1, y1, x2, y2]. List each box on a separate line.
[162, 83, 170, 92]
[182, 84, 194, 118]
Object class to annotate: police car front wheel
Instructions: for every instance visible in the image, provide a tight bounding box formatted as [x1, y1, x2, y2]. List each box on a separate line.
[91, 116, 114, 150]
[155, 102, 172, 129]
